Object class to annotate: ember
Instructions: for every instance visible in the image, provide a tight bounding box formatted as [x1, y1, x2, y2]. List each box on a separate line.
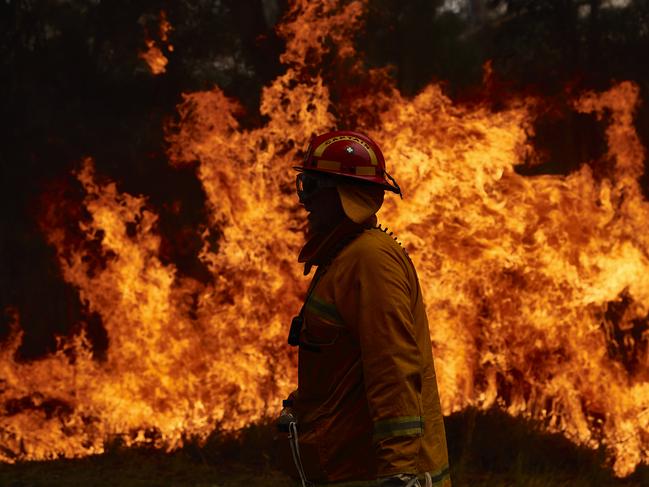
[139, 10, 173, 75]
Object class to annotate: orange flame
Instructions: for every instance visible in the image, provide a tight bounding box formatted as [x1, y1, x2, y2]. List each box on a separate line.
[1, 0, 648, 477]
[139, 11, 173, 75]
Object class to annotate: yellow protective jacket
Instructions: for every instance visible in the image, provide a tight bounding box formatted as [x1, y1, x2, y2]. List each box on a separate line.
[280, 217, 450, 485]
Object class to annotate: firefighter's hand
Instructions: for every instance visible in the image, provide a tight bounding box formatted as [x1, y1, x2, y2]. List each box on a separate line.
[276, 407, 297, 433]
[377, 473, 421, 486]
[277, 396, 297, 433]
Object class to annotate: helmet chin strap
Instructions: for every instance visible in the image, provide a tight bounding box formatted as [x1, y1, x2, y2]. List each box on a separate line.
[385, 171, 403, 199]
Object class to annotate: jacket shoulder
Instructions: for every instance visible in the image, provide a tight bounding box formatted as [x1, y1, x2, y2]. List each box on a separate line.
[337, 227, 411, 271]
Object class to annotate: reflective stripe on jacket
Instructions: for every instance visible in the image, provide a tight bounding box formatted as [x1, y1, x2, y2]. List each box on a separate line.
[282, 223, 450, 484]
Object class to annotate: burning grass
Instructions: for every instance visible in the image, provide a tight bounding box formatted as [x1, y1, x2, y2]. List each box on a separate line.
[0, 409, 647, 487]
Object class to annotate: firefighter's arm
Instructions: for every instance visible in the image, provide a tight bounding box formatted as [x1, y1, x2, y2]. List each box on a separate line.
[335, 243, 424, 477]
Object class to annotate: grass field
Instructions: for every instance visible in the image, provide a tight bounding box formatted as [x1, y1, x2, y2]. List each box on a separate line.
[1, 408, 647, 487]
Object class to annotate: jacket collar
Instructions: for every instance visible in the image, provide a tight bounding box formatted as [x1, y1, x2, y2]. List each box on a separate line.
[298, 215, 377, 275]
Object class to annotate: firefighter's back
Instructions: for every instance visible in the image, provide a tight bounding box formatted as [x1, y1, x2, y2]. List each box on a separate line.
[283, 226, 450, 484]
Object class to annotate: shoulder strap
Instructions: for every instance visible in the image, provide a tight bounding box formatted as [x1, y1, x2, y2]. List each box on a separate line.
[288, 226, 366, 349]
[298, 265, 327, 318]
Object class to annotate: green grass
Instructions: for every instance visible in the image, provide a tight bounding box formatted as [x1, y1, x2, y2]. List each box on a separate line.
[0, 408, 647, 486]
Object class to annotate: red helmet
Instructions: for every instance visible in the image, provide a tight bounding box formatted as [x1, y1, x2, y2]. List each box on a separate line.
[294, 131, 402, 196]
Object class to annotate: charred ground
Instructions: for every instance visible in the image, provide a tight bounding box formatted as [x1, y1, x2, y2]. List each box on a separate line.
[0, 408, 647, 486]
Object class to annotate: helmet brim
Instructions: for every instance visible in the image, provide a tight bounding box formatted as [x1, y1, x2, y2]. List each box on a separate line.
[292, 166, 400, 194]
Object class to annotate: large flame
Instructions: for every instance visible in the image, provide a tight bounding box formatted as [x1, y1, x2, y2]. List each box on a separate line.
[1, 0, 648, 477]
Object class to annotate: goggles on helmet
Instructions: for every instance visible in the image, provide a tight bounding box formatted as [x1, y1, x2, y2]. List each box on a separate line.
[295, 172, 337, 203]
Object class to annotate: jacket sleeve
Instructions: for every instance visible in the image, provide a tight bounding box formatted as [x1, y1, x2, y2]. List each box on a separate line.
[334, 240, 424, 477]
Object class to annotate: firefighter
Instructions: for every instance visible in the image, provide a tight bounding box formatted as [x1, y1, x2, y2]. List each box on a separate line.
[278, 131, 451, 487]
